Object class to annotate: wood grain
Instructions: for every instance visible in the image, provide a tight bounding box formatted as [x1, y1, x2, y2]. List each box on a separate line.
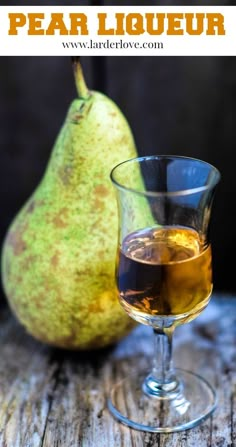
[0, 296, 235, 446]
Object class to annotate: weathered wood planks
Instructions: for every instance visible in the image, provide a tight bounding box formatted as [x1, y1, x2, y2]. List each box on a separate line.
[0, 296, 235, 446]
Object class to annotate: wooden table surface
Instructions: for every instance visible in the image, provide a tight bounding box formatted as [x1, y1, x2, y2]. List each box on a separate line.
[0, 295, 235, 447]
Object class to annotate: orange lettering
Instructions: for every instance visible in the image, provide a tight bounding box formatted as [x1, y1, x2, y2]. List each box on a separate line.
[46, 13, 68, 35]
[115, 13, 125, 35]
[8, 13, 26, 35]
[97, 13, 114, 35]
[206, 13, 225, 35]
[69, 13, 88, 35]
[28, 13, 44, 35]
[185, 13, 204, 35]
[126, 13, 144, 35]
[146, 13, 165, 35]
[167, 13, 184, 35]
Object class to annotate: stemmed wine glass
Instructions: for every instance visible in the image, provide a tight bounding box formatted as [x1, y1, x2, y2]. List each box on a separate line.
[108, 155, 220, 433]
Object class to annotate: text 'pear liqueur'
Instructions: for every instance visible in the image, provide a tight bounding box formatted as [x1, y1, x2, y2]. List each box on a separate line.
[117, 226, 212, 322]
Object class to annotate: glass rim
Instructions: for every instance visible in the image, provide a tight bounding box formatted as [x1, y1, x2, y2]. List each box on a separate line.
[110, 155, 221, 198]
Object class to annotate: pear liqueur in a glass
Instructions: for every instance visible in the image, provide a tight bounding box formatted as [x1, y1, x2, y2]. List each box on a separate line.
[108, 156, 220, 433]
[118, 225, 212, 325]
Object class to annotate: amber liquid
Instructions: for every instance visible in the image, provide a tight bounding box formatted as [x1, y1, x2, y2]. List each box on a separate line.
[117, 226, 212, 322]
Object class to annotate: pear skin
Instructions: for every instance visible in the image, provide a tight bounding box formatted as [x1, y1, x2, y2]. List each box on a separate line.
[1, 60, 138, 349]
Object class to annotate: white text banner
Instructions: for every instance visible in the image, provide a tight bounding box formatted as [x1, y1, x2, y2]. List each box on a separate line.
[0, 6, 235, 56]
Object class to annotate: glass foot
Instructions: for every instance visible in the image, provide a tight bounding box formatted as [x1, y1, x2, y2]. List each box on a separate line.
[108, 368, 217, 433]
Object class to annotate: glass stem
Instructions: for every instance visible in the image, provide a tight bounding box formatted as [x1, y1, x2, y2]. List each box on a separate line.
[143, 327, 181, 398]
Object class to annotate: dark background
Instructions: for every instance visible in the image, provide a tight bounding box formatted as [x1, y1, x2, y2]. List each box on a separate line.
[0, 1, 235, 296]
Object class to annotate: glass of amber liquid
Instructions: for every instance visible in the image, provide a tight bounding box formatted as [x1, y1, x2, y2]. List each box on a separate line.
[108, 155, 220, 433]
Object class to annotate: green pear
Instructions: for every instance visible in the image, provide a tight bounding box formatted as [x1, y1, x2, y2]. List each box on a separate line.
[1, 58, 138, 349]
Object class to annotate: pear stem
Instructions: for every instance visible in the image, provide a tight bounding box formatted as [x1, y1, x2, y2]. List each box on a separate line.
[71, 57, 90, 99]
